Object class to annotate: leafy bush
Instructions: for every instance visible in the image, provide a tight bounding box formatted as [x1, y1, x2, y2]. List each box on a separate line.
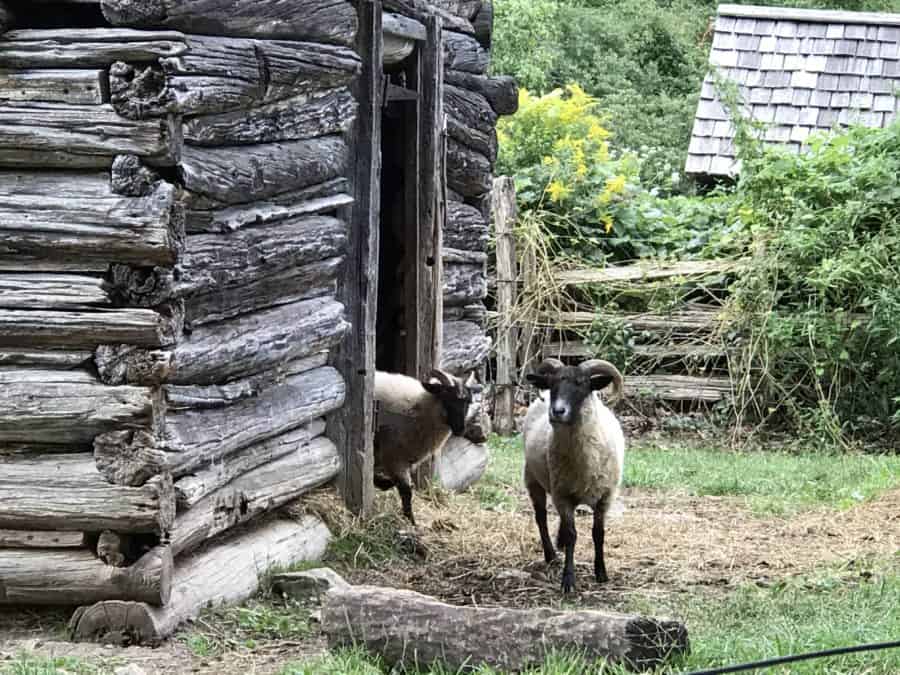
[724, 122, 900, 444]
[490, 0, 560, 93]
[498, 86, 733, 262]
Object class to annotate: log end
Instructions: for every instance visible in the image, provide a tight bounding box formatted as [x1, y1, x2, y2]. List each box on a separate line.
[100, 0, 166, 27]
[94, 429, 168, 487]
[95, 345, 175, 385]
[69, 600, 161, 646]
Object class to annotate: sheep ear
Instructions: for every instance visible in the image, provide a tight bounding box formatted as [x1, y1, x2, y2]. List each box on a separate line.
[526, 373, 548, 389]
[422, 377, 444, 395]
[590, 374, 614, 391]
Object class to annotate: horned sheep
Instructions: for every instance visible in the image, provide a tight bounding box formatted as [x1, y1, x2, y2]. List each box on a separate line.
[373, 368, 476, 525]
[523, 358, 626, 593]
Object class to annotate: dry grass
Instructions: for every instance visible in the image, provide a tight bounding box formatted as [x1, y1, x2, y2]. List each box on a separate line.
[297, 468, 900, 613]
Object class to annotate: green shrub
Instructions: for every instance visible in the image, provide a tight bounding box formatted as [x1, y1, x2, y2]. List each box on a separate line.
[724, 122, 900, 444]
[498, 85, 734, 262]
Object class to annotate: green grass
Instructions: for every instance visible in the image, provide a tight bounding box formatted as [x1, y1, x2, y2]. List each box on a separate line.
[282, 560, 900, 674]
[484, 435, 900, 517]
[0, 655, 109, 675]
[627, 442, 900, 515]
[177, 598, 313, 657]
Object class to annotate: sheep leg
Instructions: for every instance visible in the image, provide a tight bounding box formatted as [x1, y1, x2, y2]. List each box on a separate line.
[396, 475, 416, 526]
[592, 497, 609, 584]
[555, 500, 577, 594]
[526, 481, 556, 563]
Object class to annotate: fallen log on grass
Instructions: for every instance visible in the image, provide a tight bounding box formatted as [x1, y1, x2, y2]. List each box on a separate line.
[322, 585, 689, 672]
[70, 516, 330, 644]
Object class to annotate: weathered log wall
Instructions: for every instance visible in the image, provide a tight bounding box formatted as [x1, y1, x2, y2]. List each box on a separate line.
[0, 0, 514, 639]
[0, 0, 355, 629]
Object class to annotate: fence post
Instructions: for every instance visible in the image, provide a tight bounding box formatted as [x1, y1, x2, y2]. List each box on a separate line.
[492, 176, 517, 435]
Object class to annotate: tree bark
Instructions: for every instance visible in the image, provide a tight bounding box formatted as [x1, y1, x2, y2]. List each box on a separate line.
[183, 177, 351, 233]
[0, 529, 85, 548]
[445, 200, 488, 251]
[108, 216, 347, 324]
[0, 274, 109, 309]
[445, 70, 518, 116]
[95, 366, 346, 485]
[0, 69, 107, 104]
[445, 83, 498, 161]
[179, 136, 348, 205]
[0, 306, 182, 350]
[443, 30, 488, 74]
[443, 302, 486, 324]
[180, 297, 346, 385]
[443, 260, 487, 306]
[173, 418, 326, 509]
[101, 0, 357, 47]
[0, 103, 179, 169]
[382, 0, 474, 35]
[492, 176, 517, 435]
[0, 545, 173, 607]
[109, 37, 360, 119]
[0, 28, 187, 68]
[446, 139, 492, 197]
[323, 586, 690, 672]
[0, 453, 174, 534]
[0, 370, 156, 445]
[429, 0, 482, 20]
[471, 0, 492, 49]
[0, 171, 183, 268]
[441, 320, 491, 373]
[70, 516, 330, 644]
[0, 349, 92, 368]
[183, 87, 356, 147]
[171, 437, 340, 555]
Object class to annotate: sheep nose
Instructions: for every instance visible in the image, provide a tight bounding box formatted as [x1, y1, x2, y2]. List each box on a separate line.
[550, 404, 570, 423]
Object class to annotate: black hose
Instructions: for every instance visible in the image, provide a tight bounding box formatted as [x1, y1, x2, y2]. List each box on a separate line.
[681, 639, 900, 674]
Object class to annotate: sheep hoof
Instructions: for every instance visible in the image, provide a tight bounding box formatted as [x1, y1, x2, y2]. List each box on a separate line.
[543, 551, 558, 565]
[595, 571, 609, 584]
[561, 571, 576, 594]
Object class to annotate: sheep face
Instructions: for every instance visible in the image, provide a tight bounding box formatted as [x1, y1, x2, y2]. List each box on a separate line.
[526, 359, 621, 426]
[422, 369, 476, 436]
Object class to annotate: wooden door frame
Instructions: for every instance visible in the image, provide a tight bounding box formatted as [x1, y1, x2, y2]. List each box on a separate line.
[332, 3, 445, 515]
[331, 0, 382, 516]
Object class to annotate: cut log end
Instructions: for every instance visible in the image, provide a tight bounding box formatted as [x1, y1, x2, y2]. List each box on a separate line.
[101, 0, 166, 27]
[69, 600, 160, 646]
[94, 429, 168, 487]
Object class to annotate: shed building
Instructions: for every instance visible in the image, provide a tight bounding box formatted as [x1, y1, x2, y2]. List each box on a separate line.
[687, 3, 900, 176]
[0, 0, 514, 643]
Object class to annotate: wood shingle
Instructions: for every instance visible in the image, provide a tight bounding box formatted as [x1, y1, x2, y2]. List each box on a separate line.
[686, 3, 900, 176]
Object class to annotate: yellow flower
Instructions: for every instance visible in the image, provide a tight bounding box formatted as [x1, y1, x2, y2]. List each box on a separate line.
[597, 190, 612, 205]
[575, 162, 588, 178]
[588, 122, 610, 142]
[542, 155, 557, 167]
[602, 214, 614, 234]
[547, 180, 570, 203]
[605, 175, 627, 194]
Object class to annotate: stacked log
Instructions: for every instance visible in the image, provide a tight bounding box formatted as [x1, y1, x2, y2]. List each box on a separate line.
[0, 0, 354, 642]
[430, 0, 516, 375]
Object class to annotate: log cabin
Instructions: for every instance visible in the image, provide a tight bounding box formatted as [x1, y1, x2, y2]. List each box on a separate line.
[0, 0, 515, 643]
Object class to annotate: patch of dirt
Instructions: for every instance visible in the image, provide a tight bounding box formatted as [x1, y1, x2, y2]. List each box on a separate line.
[1, 485, 896, 673]
[304, 485, 900, 613]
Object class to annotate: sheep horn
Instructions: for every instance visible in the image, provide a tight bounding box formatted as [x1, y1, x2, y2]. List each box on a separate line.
[580, 359, 625, 399]
[535, 358, 564, 376]
[426, 369, 455, 388]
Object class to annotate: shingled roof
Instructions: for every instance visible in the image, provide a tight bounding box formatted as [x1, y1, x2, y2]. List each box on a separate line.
[686, 3, 900, 176]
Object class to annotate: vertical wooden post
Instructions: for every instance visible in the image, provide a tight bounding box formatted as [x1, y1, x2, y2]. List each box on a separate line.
[330, 0, 383, 516]
[402, 49, 422, 379]
[412, 11, 444, 488]
[492, 176, 517, 435]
